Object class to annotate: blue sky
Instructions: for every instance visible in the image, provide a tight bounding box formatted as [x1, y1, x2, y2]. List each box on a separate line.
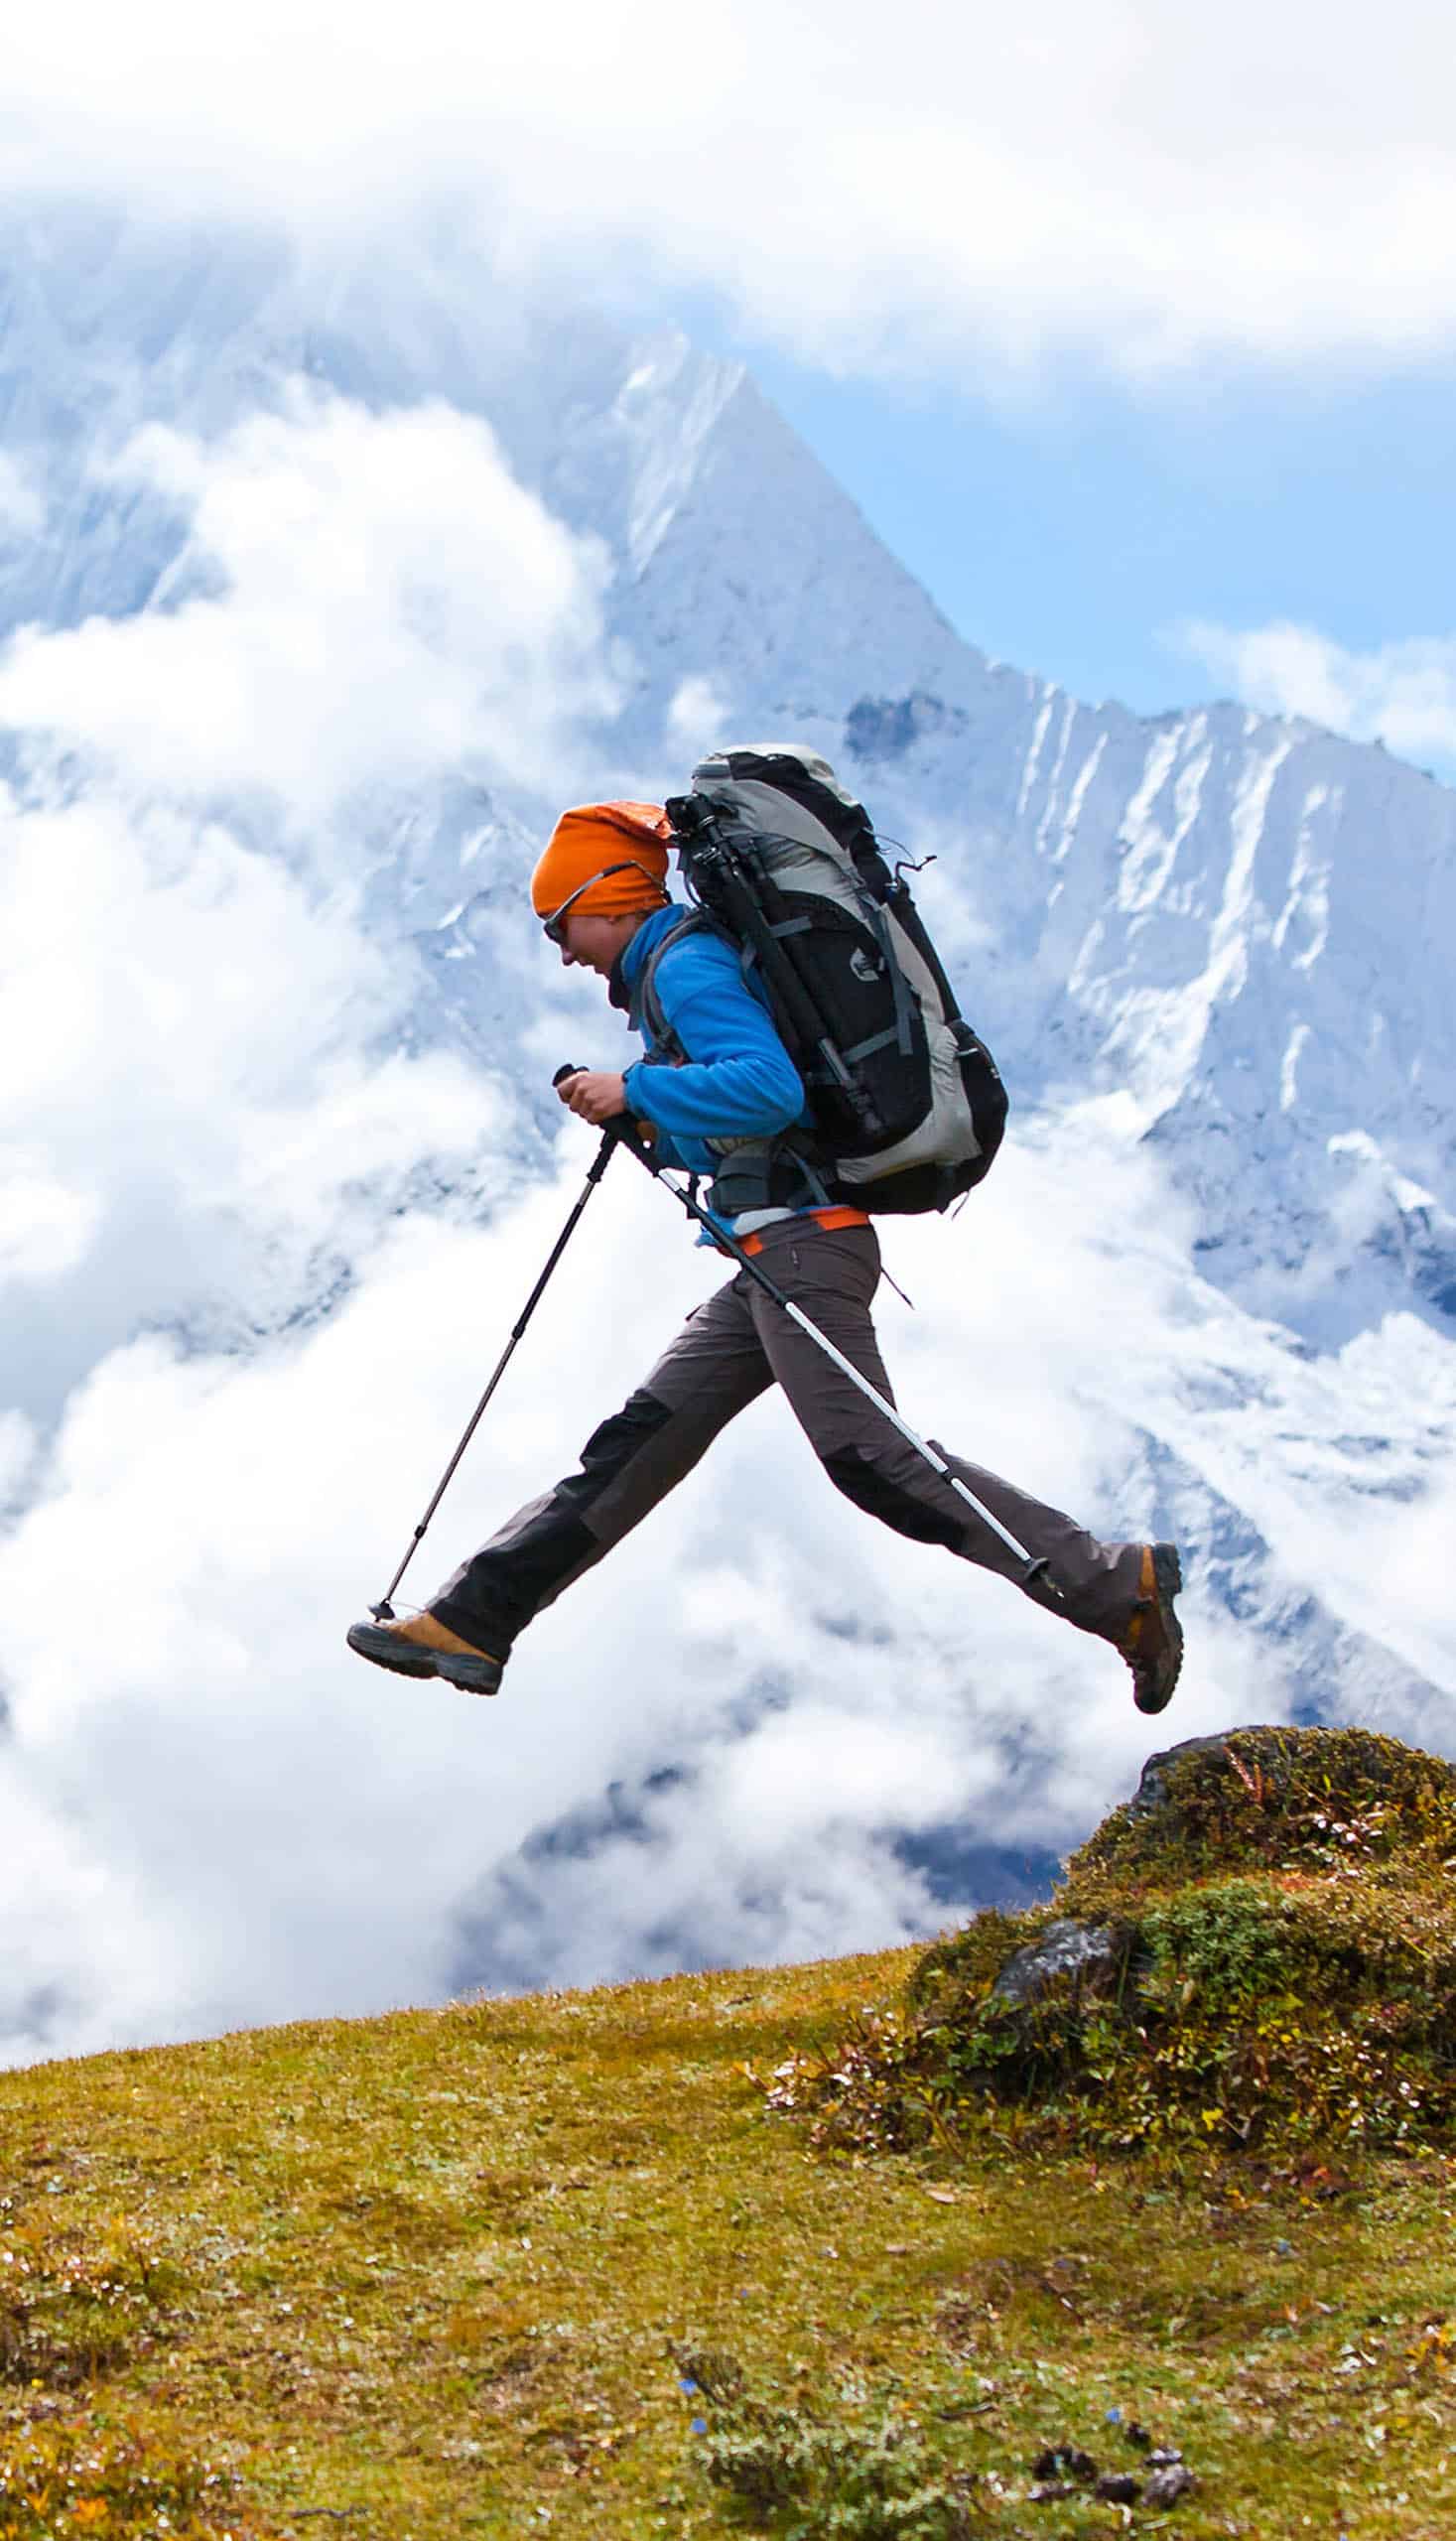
[739, 348, 1456, 763]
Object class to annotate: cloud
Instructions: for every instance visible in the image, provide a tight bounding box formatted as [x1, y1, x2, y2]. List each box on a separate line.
[667, 676, 732, 754]
[0, 455, 45, 540]
[7, 1064, 1452, 2067]
[0, 779, 503, 1425]
[0, 371, 632, 2064]
[0, 392, 618, 820]
[0, 1138, 1131, 2054]
[1177, 617, 1456, 768]
[0, 3, 1454, 381]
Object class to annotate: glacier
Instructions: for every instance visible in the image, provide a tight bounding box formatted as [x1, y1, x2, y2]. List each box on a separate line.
[0, 208, 1451, 2060]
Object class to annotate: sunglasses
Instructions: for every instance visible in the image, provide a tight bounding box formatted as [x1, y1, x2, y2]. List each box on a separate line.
[541, 861, 668, 946]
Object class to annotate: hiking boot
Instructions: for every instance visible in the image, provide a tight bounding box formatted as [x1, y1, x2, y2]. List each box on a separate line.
[346, 1609, 505, 1696]
[1117, 1542, 1184, 1715]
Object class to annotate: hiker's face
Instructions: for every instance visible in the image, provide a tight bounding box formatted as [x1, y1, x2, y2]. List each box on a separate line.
[556, 909, 640, 977]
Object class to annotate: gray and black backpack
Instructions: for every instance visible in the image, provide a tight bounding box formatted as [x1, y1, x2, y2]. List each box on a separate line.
[647, 744, 1006, 1217]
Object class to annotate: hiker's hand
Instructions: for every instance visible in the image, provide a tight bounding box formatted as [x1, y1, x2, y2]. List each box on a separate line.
[557, 1069, 628, 1125]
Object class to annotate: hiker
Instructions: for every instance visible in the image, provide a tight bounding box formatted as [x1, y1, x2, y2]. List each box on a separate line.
[348, 792, 1184, 1710]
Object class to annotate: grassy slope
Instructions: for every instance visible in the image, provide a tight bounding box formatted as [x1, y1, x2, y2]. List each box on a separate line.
[3, 1946, 1456, 2538]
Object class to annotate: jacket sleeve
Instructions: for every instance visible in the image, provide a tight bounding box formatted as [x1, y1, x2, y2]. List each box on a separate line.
[622, 933, 806, 1141]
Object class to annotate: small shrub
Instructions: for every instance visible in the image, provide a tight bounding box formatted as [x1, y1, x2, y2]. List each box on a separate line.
[775, 1730, 1456, 2163]
[688, 2359, 980, 2538]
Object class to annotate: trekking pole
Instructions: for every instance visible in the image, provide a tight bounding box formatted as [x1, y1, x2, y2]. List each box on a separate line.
[368, 1078, 620, 1620]
[560, 1069, 1059, 1596]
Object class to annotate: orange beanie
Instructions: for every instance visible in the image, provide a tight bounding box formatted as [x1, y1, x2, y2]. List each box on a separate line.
[530, 802, 673, 921]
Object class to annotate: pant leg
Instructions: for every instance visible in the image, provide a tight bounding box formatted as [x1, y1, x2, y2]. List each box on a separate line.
[431, 1270, 773, 1652]
[745, 1220, 1144, 1637]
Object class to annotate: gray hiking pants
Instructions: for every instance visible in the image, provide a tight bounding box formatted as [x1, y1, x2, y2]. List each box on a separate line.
[432, 1221, 1143, 1657]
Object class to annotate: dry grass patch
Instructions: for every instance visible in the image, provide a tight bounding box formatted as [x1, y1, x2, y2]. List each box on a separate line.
[1, 1898, 1455, 2530]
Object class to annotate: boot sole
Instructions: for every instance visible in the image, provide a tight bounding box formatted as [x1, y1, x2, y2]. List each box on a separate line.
[431, 1651, 504, 1696]
[1132, 1542, 1184, 1715]
[346, 1622, 503, 1697]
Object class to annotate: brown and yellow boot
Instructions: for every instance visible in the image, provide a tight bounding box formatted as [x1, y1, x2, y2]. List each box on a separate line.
[1116, 1542, 1184, 1715]
[346, 1609, 505, 1697]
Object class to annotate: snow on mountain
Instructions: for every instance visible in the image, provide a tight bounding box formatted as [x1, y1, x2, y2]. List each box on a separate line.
[0, 209, 1452, 2061]
[613, 401, 1456, 1346]
[3, 211, 1448, 1352]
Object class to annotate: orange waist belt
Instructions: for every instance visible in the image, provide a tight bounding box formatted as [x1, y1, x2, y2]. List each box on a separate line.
[738, 1205, 870, 1257]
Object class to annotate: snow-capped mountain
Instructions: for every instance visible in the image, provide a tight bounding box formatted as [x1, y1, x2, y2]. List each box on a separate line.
[5, 213, 1449, 1347]
[0, 209, 1451, 2064]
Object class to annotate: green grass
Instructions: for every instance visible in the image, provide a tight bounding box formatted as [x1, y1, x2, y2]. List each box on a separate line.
[4, 1936, 1456, 2537]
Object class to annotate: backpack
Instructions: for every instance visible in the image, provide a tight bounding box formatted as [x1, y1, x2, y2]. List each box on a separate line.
[653, 744, 1007, 1217]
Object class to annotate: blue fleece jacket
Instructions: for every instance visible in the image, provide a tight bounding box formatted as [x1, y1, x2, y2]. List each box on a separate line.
[617, 904, 807, 1178]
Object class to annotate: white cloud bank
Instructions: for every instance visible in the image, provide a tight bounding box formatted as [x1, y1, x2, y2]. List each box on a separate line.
[0, 377, 642, 2062]
[0, 783, 503, 1422]
[1, 2, 1455, 381]
[5, 1065, 1453, 2066]
[0, 393, 617, 820]
[1180, 618, 1456, 769]
[0, 1112, 1303, 2067]
[0, 386, 625, 1425]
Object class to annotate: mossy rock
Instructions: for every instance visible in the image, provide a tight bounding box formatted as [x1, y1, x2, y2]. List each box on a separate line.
[793, 1728, 1456, 2160]
[1074, 1724, 1456, 1890]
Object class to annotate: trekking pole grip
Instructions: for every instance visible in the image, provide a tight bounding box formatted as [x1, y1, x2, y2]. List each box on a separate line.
[553, 1063, 658, 1170]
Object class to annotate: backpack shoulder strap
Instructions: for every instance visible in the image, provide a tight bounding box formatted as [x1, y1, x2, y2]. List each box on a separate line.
[631, 909, 718, 1055]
